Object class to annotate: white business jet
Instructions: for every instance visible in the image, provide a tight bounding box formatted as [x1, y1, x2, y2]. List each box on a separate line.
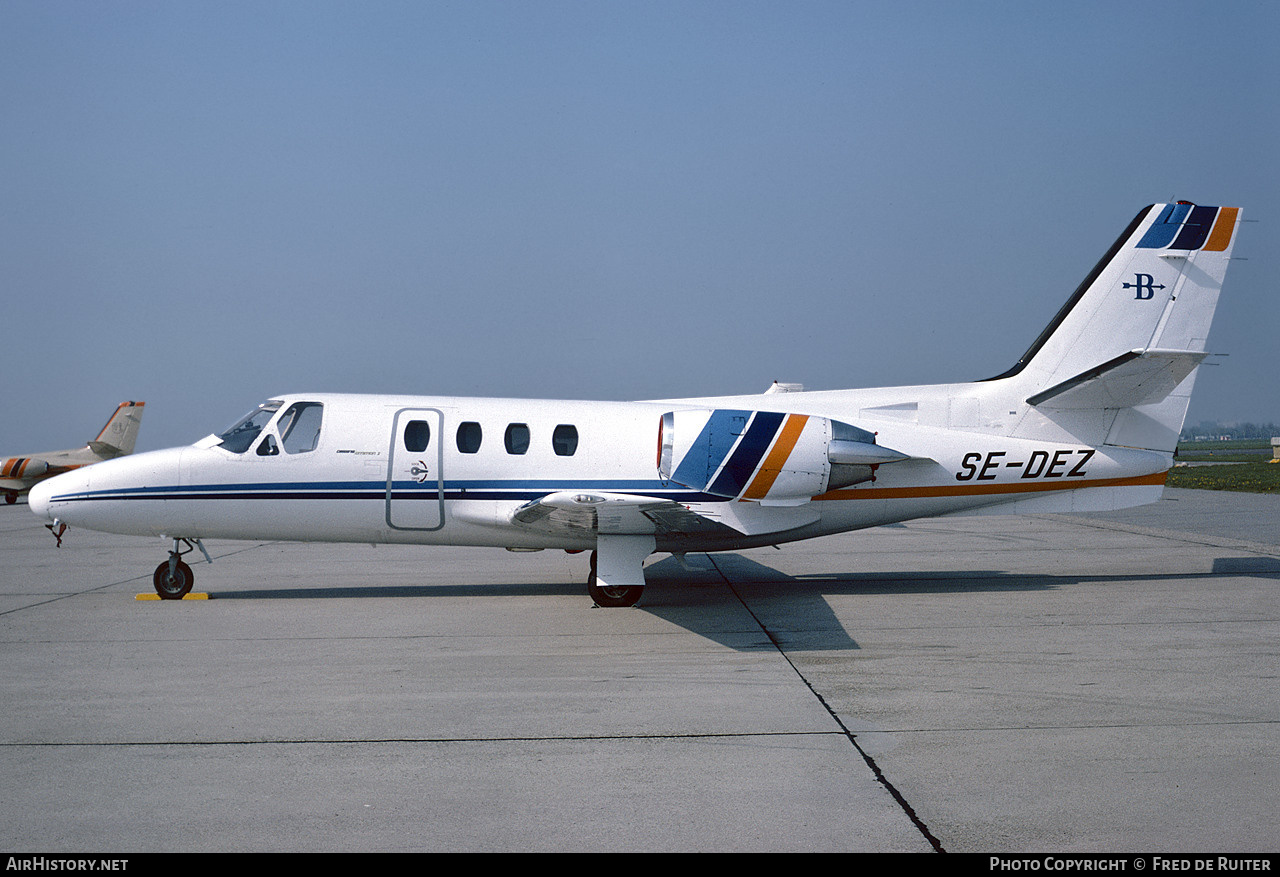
[29, 203, 1242, 606]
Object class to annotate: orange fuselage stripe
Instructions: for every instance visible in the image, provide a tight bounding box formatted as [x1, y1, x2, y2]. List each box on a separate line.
[812, 469, 1167, 501]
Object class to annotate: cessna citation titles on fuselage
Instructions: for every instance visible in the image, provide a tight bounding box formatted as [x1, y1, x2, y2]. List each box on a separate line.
[29, 203, 1243, 607]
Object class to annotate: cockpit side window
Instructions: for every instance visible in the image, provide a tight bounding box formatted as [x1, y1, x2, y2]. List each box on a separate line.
[217, 402, 283, 454]
[277, 402, 324, 454]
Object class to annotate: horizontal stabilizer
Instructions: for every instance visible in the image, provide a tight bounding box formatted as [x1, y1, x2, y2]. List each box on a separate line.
[1026, 348, 1208, 410]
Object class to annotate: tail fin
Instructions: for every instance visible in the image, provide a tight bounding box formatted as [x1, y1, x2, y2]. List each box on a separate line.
[996, 203, 1241, 451]
[88, 401, 145, 457]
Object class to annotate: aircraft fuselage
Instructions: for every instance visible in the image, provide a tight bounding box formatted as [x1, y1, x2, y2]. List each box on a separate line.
[34, 388, 1168, 553]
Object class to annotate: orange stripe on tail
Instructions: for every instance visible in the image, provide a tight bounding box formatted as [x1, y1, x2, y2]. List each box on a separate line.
[1203, 207, 1239, 252]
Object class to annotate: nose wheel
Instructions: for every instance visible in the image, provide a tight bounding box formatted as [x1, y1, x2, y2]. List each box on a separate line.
[153, 558, 194, 599]
[151, 537, 210, 599]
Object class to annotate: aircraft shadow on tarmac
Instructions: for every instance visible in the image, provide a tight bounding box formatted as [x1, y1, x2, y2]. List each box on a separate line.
[205, 551, 1280, 653]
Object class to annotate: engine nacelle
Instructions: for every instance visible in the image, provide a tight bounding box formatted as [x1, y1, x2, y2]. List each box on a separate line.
[658, 409, 907, 502]
[1, 457, 49, 480]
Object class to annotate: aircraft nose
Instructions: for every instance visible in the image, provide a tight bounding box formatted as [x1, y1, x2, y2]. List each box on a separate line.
[27, 469, 87, 522]
[27, 477, 57, 520]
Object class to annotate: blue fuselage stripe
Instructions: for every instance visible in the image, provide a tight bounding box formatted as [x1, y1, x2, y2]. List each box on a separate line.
[48, 480, 729, 505]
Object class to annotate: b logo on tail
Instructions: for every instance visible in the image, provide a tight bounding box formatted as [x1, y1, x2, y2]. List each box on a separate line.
[1123, 273, 1165, 300]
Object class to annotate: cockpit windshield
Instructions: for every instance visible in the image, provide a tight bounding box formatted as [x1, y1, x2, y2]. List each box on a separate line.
[214, 400, 325, 455]
[216, 401, 283, 454]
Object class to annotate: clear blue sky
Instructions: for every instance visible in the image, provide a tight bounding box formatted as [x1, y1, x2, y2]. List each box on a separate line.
[3, 0, 1277, 452]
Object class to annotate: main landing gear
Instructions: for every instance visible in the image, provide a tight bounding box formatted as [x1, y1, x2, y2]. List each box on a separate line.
[586, 534, 655, 608]
[587, 558, 643, 607]
[152, 538, 211, 599]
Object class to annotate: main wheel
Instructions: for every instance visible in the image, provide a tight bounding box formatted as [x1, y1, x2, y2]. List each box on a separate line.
[587, 570, 643, 608]
[153, 559, 194, 599]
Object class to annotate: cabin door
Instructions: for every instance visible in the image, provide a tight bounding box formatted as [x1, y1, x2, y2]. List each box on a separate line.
[386, 408, 445, 531]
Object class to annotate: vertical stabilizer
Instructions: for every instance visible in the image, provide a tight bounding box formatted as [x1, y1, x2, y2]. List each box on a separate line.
[993, 203, 1241, 450]
[89, 401, 146, 457]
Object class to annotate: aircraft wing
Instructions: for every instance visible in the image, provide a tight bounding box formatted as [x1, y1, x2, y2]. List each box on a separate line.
[510, 490, 820, 539]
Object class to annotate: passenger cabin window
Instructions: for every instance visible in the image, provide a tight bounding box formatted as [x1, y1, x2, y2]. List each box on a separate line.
[457, 422, 482, 454]
[504, 423, 530, 455]
[404, 420, 431, 453]
[553, 424, 578, 456]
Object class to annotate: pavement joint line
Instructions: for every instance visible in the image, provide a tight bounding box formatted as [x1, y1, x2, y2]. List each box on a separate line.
[0, 541, 285, 617]
[7, 719, 1277, 748]
[843, 718, 1280, 734]
[0, 730, 848, 747]
[705, 553, 947, 854]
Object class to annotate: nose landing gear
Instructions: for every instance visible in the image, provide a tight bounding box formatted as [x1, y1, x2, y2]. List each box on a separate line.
[152, 538, 211, 599]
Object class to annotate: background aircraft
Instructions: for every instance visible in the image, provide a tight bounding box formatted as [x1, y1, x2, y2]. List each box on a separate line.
[2, 402, 145, 504]
[28, 203, 1242, 606]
